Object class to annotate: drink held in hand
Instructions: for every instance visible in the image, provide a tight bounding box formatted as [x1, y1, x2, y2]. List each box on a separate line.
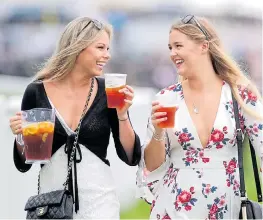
[155, 92, 179, 128]
[19, 108, 55, 164]
[22, 121, 54, 163]
[156, 106, 178, 128]
[105, 73, 127, 108]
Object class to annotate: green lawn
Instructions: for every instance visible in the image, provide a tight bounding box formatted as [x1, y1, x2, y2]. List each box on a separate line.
[121, 137, 262, 219]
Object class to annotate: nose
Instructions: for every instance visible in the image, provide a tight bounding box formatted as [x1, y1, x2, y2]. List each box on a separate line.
[104, 50, 111, 60]
[170, 48, 178, 58]
[170, 49, 179, 62]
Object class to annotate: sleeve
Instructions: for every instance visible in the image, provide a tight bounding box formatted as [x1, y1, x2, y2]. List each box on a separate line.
[136, 116, 171, 204]
[13, 83, 37, 172]
[108, 108, 141, 166]
[238, 86, 263, 168]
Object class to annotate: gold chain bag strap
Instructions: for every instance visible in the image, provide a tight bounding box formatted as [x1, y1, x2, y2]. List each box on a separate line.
[24, 78, 95, 219]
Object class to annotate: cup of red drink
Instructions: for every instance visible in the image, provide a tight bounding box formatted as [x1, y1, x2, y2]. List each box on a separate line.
[155, 94, 179, 128]
[104, 73, 127, 108]
[17, 108, 55, 164]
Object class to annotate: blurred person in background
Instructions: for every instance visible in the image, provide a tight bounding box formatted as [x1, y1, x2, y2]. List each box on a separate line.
[9, 17, 141, 219]
[136, 15, 263, 219]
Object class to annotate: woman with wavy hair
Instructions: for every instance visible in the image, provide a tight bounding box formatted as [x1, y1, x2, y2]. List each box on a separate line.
[9, 17, 141, 219]
[136, 15, 262, 219]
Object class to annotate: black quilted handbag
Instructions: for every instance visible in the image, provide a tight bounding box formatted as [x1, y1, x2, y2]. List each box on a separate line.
[25, 190, 73, 219]
[232, 95, 263, 219]
[24, 78, 95, 219]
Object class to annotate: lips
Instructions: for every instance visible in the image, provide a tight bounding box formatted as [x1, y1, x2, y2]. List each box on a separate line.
[174, 59, 184, 68]
[96, 61, 106, 70]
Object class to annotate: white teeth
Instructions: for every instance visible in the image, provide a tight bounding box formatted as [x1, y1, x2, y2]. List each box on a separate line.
[175, 60, 184, 64]
[96, 62, 106, 66]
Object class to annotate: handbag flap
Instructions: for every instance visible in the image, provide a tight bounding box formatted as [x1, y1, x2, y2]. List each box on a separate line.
[24, 190, 68, 211]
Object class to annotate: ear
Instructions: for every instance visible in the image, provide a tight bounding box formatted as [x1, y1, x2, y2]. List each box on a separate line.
[201, 40, 209, 53]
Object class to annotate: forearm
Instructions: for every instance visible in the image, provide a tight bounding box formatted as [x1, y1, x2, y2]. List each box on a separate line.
[118, 113, 136, 162]
[144, 133, 166, 172]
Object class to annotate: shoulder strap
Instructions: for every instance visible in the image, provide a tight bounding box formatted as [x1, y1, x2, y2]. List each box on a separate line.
[232, 93, 246, 199]
[232, 93, 262, 202]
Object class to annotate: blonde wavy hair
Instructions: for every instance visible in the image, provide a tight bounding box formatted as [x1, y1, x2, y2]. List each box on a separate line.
[171, 16, 262, 119]
[34, 17, 113, 82]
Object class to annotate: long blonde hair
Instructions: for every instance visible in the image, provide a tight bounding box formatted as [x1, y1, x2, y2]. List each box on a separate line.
[170, 16, 262, 119]
[34, 17, 113, 82]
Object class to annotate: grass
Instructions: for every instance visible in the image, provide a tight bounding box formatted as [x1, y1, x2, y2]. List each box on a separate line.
[120, 137, 262, 219]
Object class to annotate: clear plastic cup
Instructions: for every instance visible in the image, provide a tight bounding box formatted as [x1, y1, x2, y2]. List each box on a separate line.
[104, 73, 127, 108]
[17, 108, 55, 164]
[155, 93, 179, 128]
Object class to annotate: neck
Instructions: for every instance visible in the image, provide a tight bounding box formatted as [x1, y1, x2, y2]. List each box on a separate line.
[186, 60, 221, 92]
[62, 70, 92, 89]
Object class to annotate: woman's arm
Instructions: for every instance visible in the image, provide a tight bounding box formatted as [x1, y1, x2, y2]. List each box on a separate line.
[238, 86, 263, 167]
[108, 108, 141, 166]
[12, 83, 37, 172]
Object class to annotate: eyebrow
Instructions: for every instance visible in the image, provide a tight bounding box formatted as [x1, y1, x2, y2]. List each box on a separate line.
[168, 42, 183, 47]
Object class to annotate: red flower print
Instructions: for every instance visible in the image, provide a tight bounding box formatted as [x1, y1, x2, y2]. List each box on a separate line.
[151, 200, 155, 212]
[178, 191, 192, 203]
[219, 199, 225, 206]
[202, 158, 210, 163]
[168, 85, 176, 91]
[185, 205, 192, 211]
[160, 90, 165, 94]
[210, 204, 218, 215]
[223, 126, 227, 132]
[211, 129, 224, 142]
[178, 133, 190, 143]
[190, 187, 195, 193]
[226, 160, 237, 174]
[248, 91, 257, 102]
[205, 187, 211, 194]
[209, 214, 217, 220]
[186, 157, 194, 162]
[199, 151, 204, 157]
[216, 144, 223, 149]
[162, 214, 171, 220]
[253, 127, 259, 132]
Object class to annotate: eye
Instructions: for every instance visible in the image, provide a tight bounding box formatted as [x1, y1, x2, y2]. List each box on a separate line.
[98, 46, 104, 49]
[176, 45, 182, 48]
[168, 46, 172, 50]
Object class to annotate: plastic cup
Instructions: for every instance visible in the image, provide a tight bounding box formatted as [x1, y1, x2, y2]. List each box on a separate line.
[104, 73, 127, 108]
[155, 93, 179, 128]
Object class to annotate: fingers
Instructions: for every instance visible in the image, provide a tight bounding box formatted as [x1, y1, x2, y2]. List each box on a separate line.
[125, 85, 134, 93]
[9, 113, 23, 135]
[119, 85, 134, 100]
[124, 99, 133, 105]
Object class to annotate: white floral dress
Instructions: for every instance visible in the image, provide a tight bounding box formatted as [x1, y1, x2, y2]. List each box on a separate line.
[136, 81, 263, 220]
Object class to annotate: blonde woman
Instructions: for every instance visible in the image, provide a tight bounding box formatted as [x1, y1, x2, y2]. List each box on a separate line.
[9, 17, 141, 219]
[136, 15, 263, 219]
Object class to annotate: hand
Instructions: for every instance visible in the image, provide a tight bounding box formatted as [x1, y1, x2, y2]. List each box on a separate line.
[116, 85, 134, 118]
[9, 112, 23, 135]
[151, 101, 167, 134]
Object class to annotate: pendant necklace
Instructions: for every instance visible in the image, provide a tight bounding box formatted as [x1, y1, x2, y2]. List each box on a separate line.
[193, 104, 199, 114]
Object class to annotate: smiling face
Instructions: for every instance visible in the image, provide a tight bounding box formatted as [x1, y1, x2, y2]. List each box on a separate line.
[168, 29, 205, 78]
[75, 30, 111, 77]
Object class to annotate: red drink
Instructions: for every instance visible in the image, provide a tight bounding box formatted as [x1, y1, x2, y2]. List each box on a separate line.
[106, 85, 125, 108]
[156, 106, 177, 128]
[22, 121, 54, 163]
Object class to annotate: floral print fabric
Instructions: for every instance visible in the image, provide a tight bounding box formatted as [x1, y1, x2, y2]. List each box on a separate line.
[136, 82, 263, 219]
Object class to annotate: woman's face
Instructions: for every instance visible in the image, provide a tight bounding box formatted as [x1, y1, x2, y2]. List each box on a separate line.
[76, 30, 111, 77]
[168, 29, 204, 77]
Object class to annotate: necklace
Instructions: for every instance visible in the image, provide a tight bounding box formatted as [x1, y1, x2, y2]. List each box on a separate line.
[193, 104, 199, 114]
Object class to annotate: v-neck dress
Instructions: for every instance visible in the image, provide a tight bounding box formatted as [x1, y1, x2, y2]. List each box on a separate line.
[136, 82, 263, 219]
[13, 77, 141, 219]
